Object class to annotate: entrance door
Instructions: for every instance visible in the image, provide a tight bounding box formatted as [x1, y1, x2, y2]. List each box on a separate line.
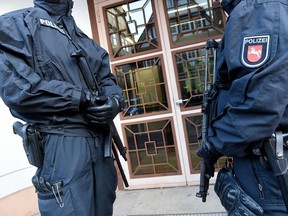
[91, 0, 226, 189]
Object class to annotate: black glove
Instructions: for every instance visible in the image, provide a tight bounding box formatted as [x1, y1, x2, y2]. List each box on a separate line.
[87, 96, 121, 125]
[197, 140, 222, 178]
[215, 166, 264, 216]
[80, 92, 124, 126]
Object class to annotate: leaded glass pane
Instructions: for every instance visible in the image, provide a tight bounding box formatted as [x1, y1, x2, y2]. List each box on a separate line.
[115, 57, 169, 117]
[165, 0, 225, 45]
[184, 115, 226, 174]
[106, 0, 159, 58]
[124, 119, 181, 177]
[174, 47, 215, 108]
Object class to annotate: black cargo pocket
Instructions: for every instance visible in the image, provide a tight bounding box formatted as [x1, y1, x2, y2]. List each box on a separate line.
[38, 184, 76, 216]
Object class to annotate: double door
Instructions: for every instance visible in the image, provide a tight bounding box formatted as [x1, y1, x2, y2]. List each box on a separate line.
[91, 0, 226, 189]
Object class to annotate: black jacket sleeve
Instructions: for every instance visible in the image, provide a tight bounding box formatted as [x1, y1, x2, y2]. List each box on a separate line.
[208, 1, 288, 156]
[0, 11, 82, 114]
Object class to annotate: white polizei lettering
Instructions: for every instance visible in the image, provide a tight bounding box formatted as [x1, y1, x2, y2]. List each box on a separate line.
[39, 18, 45, 25]
[39, 18, 68, 37]
[244, 37, 268, 44]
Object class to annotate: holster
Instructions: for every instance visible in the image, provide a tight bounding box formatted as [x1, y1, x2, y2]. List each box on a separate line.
[261, 134, 288, 211]
[13, 122, 44, 167]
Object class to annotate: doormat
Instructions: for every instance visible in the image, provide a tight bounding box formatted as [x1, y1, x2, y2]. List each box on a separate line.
[128, 213, 228, 216]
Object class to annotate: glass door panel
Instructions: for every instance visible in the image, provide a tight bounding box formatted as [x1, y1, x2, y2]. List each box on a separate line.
[123, 118, 181, 178]
[115, 56, 169, 117]
[164, 0, 225, 46]
[182, 114, 226, 174]
[106, 0, 159, 58]
[174, 46, 215, 110]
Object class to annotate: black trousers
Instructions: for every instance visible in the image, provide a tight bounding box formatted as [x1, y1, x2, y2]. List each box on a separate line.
[36, 134, 117, 216]
[234, 153, 287, 216]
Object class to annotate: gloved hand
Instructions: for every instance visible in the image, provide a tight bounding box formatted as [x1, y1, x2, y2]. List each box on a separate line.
[215, 166, 264, 216]
[197, 140, 223, 178]
[80, 92, 124, 126]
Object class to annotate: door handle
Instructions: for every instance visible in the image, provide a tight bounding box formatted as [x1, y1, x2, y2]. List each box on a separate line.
[175, 99, 188, 105]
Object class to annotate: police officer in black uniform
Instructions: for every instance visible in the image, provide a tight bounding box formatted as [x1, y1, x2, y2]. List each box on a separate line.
[197, 0, 288, 215]
[0, 0, 124, 215]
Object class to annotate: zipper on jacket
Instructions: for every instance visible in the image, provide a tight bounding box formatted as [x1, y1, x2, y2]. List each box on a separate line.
[258, 183, 264, 200]
[251, 159, 264, 200]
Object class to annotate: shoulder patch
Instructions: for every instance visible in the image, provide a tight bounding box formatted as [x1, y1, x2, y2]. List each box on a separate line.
[241, 35, 270, 68]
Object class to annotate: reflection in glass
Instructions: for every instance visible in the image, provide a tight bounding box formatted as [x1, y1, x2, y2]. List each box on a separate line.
[174, 47, 215, 108]
[106, 0, 159, 58]
[115, 57, 169, 117]
[165, 0, 225, 45]
[124, 119, 180, 177]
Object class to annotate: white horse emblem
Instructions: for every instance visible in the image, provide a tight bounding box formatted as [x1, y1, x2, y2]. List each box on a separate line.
[248, 46, 262, 59]
[247, 45, 263, 63]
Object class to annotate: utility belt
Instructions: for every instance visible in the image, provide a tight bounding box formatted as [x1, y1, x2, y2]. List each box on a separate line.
[12, 121, 103, 167]
[253, 131, 288, 157]
[252, 132, 288, 175]
[37, 122, 113, 159]
[35, 123, 103, 137]
[12, 121, 112, 167]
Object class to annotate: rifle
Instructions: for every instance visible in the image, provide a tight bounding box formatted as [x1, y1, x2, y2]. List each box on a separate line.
[196, 39, 218, 202]
[263, 132, 288, 211]
[71, 49, 129, 187]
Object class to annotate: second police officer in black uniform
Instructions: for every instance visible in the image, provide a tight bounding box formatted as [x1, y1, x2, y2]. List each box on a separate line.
[197, 0, 288, 215]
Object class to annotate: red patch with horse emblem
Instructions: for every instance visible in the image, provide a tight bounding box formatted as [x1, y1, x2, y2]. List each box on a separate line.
[241, 35, 270, 68]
